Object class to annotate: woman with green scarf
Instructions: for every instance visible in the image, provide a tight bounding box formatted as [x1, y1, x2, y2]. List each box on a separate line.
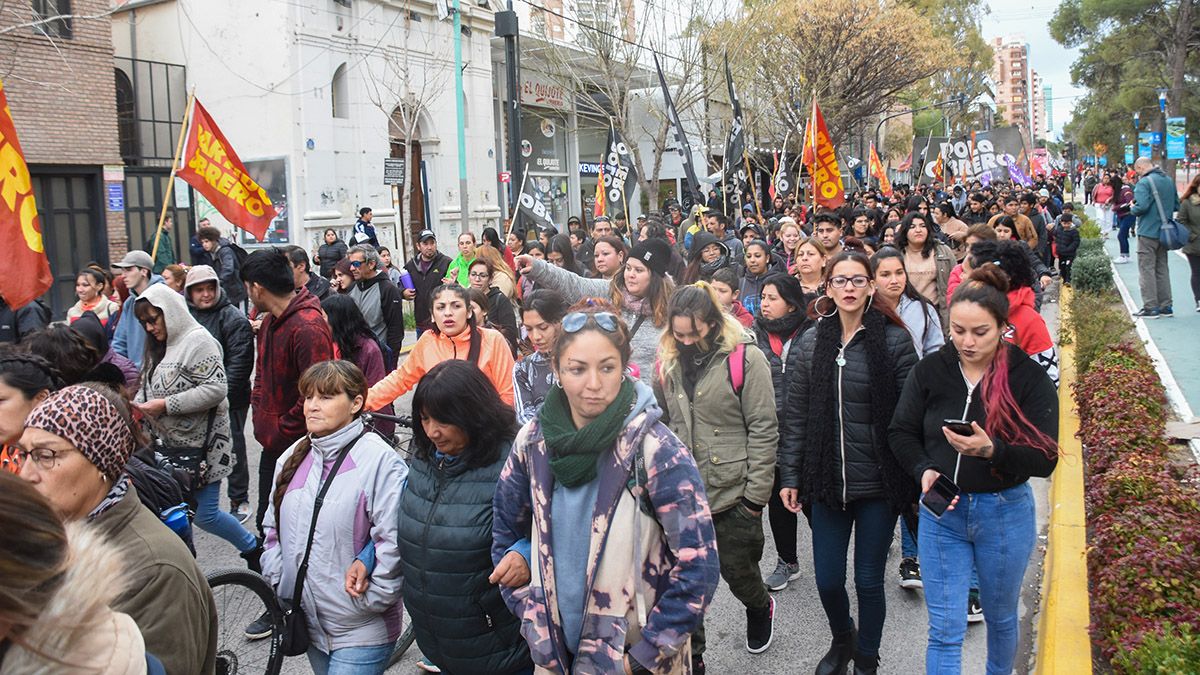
[491, 299, 720, 675]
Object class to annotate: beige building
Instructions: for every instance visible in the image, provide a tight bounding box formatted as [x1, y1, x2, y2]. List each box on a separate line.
[990, 36, 1033, 148]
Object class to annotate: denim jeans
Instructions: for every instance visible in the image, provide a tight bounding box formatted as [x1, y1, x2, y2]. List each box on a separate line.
[1117, 214, 1135, 256]
[194, 481, 257, 552]
[811, 498, 896, 657]
[900, 508, 918, 558]
[225, 405, 249, 504]
[920, 482, 1036, 675]
[306, 643, 393, 675]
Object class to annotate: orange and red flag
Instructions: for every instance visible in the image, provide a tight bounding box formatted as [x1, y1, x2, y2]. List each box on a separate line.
[867, 143, 892, 198]
[176, 99, 275, 241]
[0, 79, 53, 308]
[800, 99, 845, 209]
[594, 163, 607, 218]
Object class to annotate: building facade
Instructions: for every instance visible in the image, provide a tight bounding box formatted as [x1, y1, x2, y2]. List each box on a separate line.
[114, 0, 501, 261]
[0, 0, 127, 316]
[990, 36, 1033, 149]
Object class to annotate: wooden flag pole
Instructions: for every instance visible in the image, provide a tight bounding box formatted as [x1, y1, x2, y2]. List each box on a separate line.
[744, 155, 763, 220]
[151, 87, 196, 264]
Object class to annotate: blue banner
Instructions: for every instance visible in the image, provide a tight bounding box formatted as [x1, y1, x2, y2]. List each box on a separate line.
[1137, 132, 1153, 159]
[1166, 117, 1186, 160]
[1124, 145, 1134, 164]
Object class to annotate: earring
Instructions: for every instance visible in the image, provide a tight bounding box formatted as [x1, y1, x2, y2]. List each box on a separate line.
[816, 295, 837, 318]
[864, 294, 874, 313]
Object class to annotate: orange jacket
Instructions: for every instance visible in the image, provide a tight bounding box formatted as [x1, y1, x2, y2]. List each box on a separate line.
[366, 326, 516, 410]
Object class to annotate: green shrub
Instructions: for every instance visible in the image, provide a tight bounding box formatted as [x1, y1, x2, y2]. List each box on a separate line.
[1072, 252, 1115, 294]
[1078, 237, 1105, 257]
[1064, 290, 1132, 373]
[1111, 624, 1200, 675]
[1079, 220, 1101, 239]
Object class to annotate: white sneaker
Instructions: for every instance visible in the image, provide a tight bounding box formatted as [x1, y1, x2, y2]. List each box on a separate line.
[1116, 255, 1130, 264]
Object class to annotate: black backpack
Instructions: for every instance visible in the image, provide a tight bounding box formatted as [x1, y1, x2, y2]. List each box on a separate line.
[125, 446, 196, 555]
[221, 241, 250, 272]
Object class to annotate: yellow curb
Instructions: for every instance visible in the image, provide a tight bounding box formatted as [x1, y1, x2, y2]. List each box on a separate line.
[1035, 285, 1093, 674]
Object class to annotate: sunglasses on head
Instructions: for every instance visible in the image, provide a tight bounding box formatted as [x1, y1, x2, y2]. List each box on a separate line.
[562, 311, 619, 334]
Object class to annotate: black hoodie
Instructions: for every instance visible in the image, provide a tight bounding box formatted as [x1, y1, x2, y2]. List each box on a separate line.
[188, 290, 256, 409]
[888, 341, 1058, 493]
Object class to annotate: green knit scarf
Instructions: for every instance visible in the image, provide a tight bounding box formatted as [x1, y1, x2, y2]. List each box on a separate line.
[538, 378, 636, 488]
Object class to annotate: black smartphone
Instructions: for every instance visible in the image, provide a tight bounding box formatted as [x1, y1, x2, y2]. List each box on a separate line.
[921, 474, 961, 517]
[943, 419, 975, 436]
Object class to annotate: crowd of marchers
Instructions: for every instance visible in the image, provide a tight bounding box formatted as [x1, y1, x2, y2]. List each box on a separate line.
[12, 161, 1198, 674]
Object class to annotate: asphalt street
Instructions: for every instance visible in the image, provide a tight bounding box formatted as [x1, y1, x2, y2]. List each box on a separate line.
[197, 305, 1059, 674]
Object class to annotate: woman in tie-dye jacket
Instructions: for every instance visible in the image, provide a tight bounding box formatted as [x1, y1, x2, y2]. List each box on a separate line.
[491, 299, 720, 674]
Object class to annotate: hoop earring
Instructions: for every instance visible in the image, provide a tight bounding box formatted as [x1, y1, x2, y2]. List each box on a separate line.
[864, 294, 874, 313]
[816, 295, 837, 319]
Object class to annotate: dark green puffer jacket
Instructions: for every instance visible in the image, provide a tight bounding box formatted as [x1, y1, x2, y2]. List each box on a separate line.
[396, 445, 531, 675]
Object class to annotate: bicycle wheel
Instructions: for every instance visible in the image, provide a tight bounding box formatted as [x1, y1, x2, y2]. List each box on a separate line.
[386, 624, 417, 667]
[206, 568, 285, 675]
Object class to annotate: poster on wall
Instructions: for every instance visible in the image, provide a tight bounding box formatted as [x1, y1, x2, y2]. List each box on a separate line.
[194, 157, 289, 245]
[521, 113, 568, 175]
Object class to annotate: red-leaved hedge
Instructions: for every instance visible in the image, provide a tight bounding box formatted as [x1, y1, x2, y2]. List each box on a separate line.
[1073, 343, 1200, 669]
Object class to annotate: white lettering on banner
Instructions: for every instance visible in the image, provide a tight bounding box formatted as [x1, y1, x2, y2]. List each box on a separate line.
[520, 73, 567, 110]
[931, 139, 1002, 180]
[519, 191, 551, 221]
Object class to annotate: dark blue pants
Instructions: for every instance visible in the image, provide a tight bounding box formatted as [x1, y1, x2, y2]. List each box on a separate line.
[810, 498, 897, 658]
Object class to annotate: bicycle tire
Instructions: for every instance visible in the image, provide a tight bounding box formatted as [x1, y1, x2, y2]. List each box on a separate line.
[206, 567, 285, 675]
[386, 624, 417, 667]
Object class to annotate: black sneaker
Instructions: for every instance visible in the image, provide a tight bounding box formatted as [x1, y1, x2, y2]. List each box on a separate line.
[746, 596, 775, 653]
[691, 656, 705, 675]
[898, 557, 922, 590]
[1133, 307, 1160, 319]
[1160, 306, 1174, 318]
[244, 610, 274, 640]
[967, 590, 984, 624]
[239, 536, 264, 574]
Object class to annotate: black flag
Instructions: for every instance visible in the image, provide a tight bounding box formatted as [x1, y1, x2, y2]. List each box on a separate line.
[602, 121, 639, 218]
[516, 167, 555, 233]
[723, 52, 746, 189]
[653, 53, 704, 210]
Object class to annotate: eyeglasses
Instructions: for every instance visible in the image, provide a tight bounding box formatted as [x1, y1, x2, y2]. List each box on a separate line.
[562, 311, 619, 334]
[828, 275, 871, 289]
[12, 447, 64, 470]
[349, 260, 364, 268]
[468, 271, 490, 279]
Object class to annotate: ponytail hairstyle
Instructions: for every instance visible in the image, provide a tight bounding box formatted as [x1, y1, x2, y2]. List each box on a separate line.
[430, 284, 482, 364]
[951, 265, 1058, 459]
[22, 325, 101, 387]
[272, 361, 368, 517]
[0, 348, 64, 401]
[658, 282, 746, 370]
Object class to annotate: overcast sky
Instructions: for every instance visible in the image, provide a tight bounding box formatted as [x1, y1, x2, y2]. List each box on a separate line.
[982, 0, 1086, 139]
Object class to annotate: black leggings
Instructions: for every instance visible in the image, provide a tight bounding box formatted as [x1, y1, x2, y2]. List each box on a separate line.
[768, 468, 811, 565]
[1189, 253, 1200, 303]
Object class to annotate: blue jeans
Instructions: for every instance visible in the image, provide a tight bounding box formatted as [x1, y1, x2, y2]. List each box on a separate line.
[307, 643, 392, 675]
[811, 498, 896, 657]
[900, 509, 918, 558]
[1117, 214, 1135, 256]
[194, 481, 257, 552]
[920, 482, 1036, 675]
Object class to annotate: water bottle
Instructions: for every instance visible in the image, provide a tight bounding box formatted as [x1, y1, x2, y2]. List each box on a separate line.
[161, 504, 193, 540]
[398, 268, 415, 291]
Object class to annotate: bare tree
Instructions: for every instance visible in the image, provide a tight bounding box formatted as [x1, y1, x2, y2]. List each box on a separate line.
[362, 2, 454, 258]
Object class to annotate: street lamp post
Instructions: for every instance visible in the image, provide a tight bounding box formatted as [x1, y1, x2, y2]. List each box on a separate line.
[1133, 110, 1141, 161]
[1157, 89, 1168, 163]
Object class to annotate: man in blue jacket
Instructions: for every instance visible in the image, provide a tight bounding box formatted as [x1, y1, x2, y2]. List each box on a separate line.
[111, 250, 164, 367]
[1130, 157, 1180, 318]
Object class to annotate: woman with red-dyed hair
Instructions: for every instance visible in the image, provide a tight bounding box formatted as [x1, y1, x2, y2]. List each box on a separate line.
[888, 263, 1059, 675]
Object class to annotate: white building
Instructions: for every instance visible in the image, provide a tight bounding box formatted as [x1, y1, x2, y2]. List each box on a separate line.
[113, 0, 502, 259]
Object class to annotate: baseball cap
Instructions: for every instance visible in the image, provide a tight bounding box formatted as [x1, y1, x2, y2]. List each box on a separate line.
[418, 229, 436, 242]
[636, 214, 647, 221]
[1038, 188, 1050, 197]
[184, 265, 219, 290]
[114, 250, 154, 270]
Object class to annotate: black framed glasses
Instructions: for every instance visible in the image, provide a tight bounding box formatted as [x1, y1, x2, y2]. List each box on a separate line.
[828, 275, 871, 289]
[12, 446, 64, 470]
[562, 311, 619, 334]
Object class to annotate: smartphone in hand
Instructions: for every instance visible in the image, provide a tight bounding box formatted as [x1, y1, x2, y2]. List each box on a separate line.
[943, 419, 974, 436]
[921, 473, 961, 517]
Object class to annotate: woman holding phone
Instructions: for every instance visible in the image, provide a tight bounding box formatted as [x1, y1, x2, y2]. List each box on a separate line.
[888, 264, 1058, 675]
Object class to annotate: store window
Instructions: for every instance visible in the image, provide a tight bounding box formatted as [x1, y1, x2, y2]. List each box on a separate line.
[520, 110, 570, 226]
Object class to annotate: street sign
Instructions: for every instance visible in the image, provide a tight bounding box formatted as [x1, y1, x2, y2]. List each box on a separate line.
[498, 171, 511, 183]
[105, 183, 124, 212]
[1150, 132, 1164, 146]
[384, 158, 406, 186]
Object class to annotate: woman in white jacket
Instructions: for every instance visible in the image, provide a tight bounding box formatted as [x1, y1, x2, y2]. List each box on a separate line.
[260, 360, 407, 675]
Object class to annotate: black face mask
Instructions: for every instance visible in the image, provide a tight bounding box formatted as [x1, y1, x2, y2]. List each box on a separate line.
[677, 342, 702, 361]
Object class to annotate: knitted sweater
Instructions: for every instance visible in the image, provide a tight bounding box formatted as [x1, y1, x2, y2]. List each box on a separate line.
[134, 284, 234, 485]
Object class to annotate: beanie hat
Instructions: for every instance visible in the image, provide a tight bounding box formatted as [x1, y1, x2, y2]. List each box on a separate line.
[763, 273, 805, 311]
[629, 238, 672, 277]
[25, 385, 135, 481]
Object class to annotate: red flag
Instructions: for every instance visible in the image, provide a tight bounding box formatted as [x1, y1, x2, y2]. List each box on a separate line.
[867, 144, 892, 198]
[176, 99, 275, 240]
[769, 151, 778, 201]
[0, 79, 53, 308]
[594, 164, 607, 218]
[800, 99, 845, 209]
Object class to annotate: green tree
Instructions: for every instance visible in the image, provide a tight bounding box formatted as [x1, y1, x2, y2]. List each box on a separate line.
[1051, 0, 1199, 174]
[903, 0, 995, 134]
